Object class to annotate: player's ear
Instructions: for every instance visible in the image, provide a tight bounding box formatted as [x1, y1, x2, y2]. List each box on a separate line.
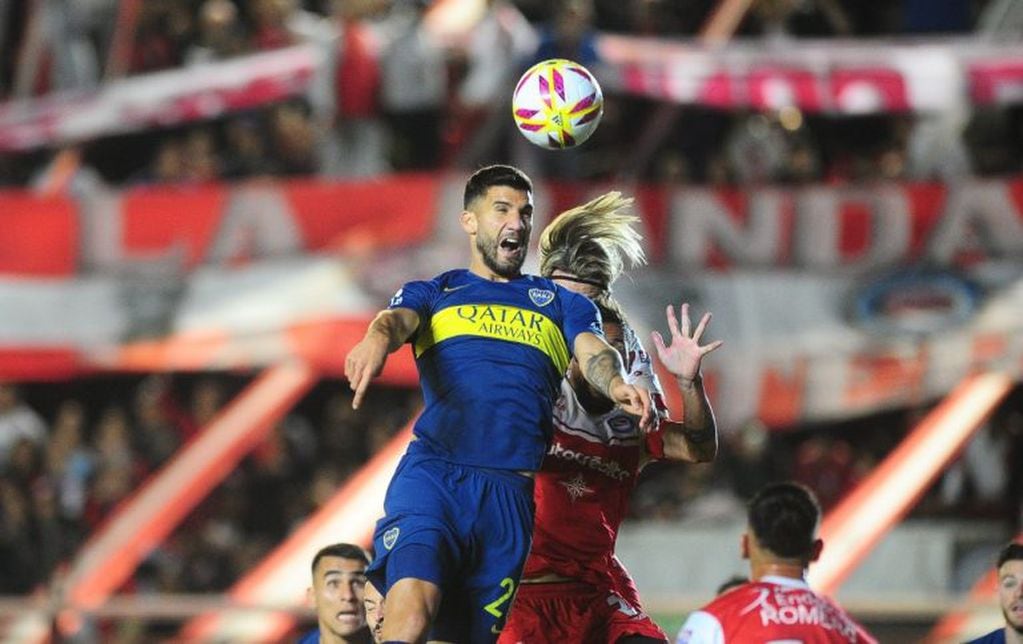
[809, 538, 824, 563]
[741, 532, 750, 560]
[306, 585, 314, 606]
[460, 209, 478, 235]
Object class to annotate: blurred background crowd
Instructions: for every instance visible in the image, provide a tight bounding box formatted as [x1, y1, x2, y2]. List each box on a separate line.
[2, 377, 1020, 598]
[1, 0, 1021, 641]
[0, 0, 1019, 188]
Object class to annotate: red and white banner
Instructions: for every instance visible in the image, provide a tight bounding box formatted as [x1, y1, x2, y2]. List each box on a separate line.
[0, 44, 322, 152]
[4, 36, 1023, 151]
[596, 35, 1023, 113]
[3, 174, 1022, 276]
[1, 174, 1021, 428]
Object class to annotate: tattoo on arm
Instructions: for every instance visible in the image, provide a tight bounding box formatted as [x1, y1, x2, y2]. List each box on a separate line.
[586, 348, 624, 399]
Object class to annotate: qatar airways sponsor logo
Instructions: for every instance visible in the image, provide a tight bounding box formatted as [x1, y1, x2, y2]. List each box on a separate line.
[546, 441, 630, 481]
[740, 588, 859, 641]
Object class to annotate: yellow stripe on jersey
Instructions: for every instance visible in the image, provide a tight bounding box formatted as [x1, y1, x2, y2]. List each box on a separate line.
[414, 303, 571, 373]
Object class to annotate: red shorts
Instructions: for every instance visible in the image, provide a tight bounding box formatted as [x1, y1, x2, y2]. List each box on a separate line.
[498, 579, 667, 644]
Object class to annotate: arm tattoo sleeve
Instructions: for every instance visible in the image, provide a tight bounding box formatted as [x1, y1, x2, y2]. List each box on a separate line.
[585, 348, 624, 400]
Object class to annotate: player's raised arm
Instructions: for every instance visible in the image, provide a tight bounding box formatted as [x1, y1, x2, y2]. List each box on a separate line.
[650, 302, 722, 463]
[573, 330, 653, 428]
[344, 307, 420, 410]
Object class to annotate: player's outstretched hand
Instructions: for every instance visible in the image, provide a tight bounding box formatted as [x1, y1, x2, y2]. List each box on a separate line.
[344, 331, 390, 410]
[611, 381, 653, 430]
[651, 302, 723, 384]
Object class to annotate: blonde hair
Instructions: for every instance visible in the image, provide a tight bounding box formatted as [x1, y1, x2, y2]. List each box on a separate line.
[538, 191, 646, 293]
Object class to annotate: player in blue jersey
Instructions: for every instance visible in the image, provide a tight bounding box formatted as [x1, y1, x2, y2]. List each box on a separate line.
[966, 542, 1023, 644]
[344, 164, 653, 643]
[299, 543, 373, 644]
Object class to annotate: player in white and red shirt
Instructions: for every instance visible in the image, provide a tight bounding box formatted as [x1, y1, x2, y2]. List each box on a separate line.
[499, 192, 723, 644]
[677, 482, 878, 644]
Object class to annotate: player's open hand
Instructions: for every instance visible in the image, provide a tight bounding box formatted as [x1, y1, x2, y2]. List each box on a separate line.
[344, 331, 390, 410]
[611, 381, 653, 431]
[651, 303, 723, 384]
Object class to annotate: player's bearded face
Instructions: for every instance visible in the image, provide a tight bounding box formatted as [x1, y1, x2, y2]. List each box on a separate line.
[1000, 561, 1023, 632]
[474, 187, 533, 278]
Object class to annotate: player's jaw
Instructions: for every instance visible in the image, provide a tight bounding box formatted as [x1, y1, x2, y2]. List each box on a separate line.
[478, 228, 527, 278]
[329, 605, 365, 636]
[1005, 599, 1023, 632]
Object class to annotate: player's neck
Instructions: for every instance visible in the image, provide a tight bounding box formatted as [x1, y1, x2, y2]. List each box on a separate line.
[318, 623, 372, 644]
[468, 260, 520, 282]
[751, 562, 808, 583]
[1006, 624, 1023, 644]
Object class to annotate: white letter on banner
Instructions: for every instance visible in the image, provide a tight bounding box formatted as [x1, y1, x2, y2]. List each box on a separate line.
[794, 185, 912, 271]
[928, 181, 1023, 263]
[206, 185, 303, 264]
[668, 187, 785, 268]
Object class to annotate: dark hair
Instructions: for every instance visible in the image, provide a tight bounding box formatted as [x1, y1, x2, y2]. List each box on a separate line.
[463, 164, 532, 209]
[748, 482, 821, 560]
[311, 543, 371, 574]
[997, 542, 1023, 569]
[594, 300, 623, 326]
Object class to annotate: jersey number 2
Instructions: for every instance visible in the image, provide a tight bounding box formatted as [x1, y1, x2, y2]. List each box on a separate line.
[484, 578, 517, 618]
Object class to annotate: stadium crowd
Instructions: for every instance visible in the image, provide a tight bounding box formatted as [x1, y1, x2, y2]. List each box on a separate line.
[2, 376, 1020, 599]
[0, 377, 418, 599]
[1, 0, 1021, 639]
[0, 0, 1013, 188]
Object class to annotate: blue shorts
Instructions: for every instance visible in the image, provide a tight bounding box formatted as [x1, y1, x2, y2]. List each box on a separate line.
[367, 447, 535, 642]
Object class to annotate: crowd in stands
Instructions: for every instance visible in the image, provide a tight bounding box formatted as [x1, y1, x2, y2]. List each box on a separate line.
[0, 376, 418, 599]
[2, 374, 1020, 603]
[0, 0, 1014, 188]
[629, 389, 1023, 531]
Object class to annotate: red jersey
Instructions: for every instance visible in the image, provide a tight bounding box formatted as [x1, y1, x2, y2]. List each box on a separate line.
[522, 322, 667, 589]
[676, 576, 878, 644]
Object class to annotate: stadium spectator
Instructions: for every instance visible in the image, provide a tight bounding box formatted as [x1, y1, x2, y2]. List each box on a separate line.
[300, 542, 373, 644]
[0, 383, 47, 468]
[378, 0, 447, 171]
[966, 542, 1023, 644]
[344, 164, 651, 641]
[677, 482, 877, 643]
[184, 0, 248, 66]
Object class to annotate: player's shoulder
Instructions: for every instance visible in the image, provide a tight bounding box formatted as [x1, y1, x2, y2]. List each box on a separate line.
[964, 628, 1007, 644]
[428, 268, 471, 289]
[699, 581, 765, 617]
[295, 628, 320, 644]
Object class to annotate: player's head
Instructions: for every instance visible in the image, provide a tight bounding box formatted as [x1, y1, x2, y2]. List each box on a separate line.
[743, 482, 823, 572]
[307, 543, 371, 641]
[461, 165, 534, 279]
[996, 542, 1023, 634]
[539, 190, 645, 303]
[363, 578, 385, 642]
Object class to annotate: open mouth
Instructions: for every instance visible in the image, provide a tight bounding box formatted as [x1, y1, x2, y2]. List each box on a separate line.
[335, 610, 361, 624]
[498, 237, 523, 258]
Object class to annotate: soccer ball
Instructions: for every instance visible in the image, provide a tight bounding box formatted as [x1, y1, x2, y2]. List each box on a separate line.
[512, 59, 604, 150]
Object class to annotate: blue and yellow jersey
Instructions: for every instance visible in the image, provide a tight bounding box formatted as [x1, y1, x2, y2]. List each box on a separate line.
[388, 268, 602, 471]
